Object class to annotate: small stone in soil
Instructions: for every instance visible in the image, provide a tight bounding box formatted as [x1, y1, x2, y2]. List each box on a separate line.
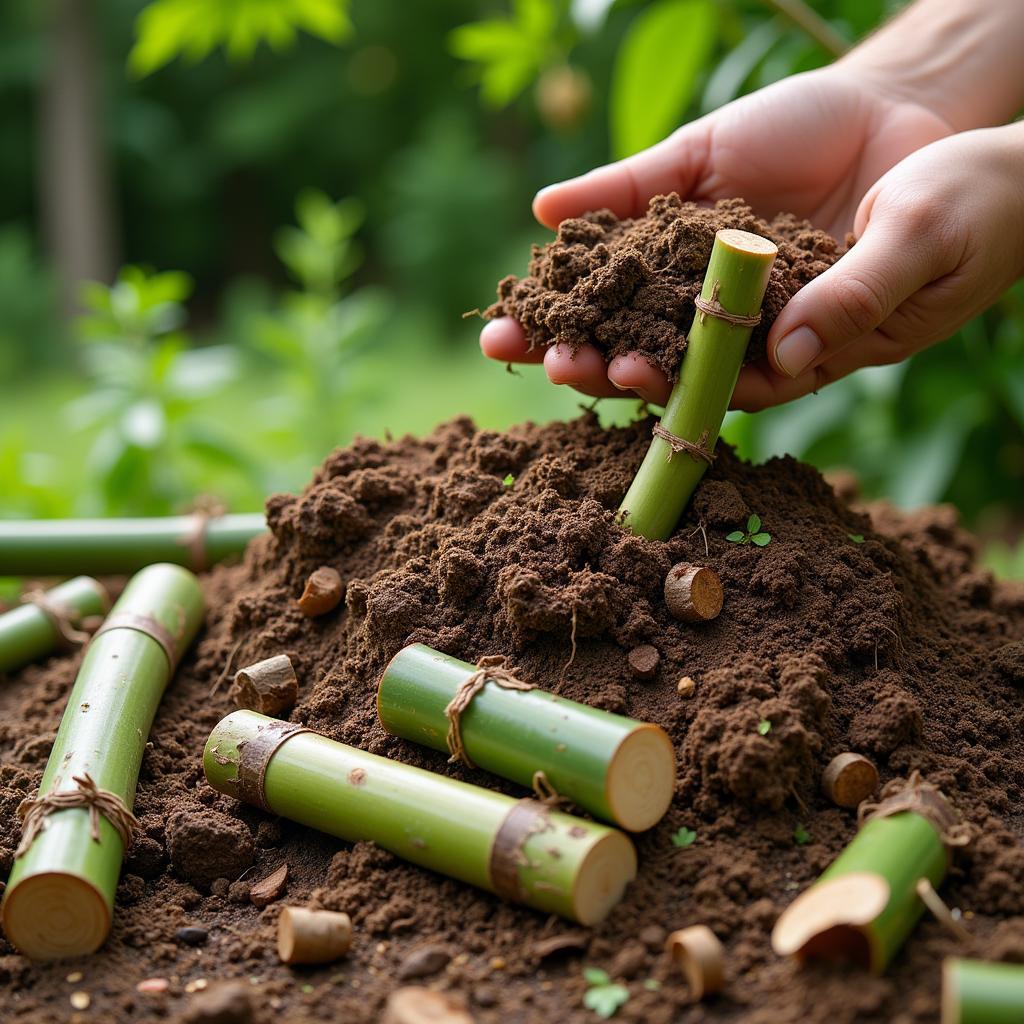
[677, 676, 696, 697]
[228, 880, 252, 904]
[182, 981, 253, 1024]
[176, 926, 209, 947]
[628, 645, 661, 681]
[639, 924, 667, 951]
[137, 978, 169, 994]
[396, 944, 451, 980]
[69, 992, 90, 1010]
[383, 987, 474, 1024]
[65, 971, 83, 983]
[297, 567, 343, 617]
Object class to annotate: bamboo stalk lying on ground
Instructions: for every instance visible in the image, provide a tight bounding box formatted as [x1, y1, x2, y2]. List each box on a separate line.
[376, 644, 674, 832]
[1, 564, 204, 959]
[0, 513, 265, 575]
[772, 774, 968, 973]
[619, 229, 778, 540]
[204, 710, 637, 925]
[942, 958, 1024, 1024]
[0, 576, 109, 673]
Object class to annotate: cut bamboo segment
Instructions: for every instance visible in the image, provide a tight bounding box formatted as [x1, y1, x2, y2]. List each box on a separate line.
[664, 564, 723, 623]
[0, 514, 265, 575]
[375, 644, 675, 831]
[822, 753, 879, 808]
[277, 907, 351, 965]
[666, 925, 725, 999]
[0, 576, 109, 673]
[619, 230, 778, 540]
[204, 711, 637, 925]
[2, 564, 204, 960]
[230, 654, 299, 716]
[942, 958, 1024, 1024]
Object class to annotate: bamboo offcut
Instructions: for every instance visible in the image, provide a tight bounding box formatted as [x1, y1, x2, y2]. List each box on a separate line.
[619, 230, 778, 540]
[2, 564, 205, 960]
[204, 711, 637, 925]
[0, 513, 265, 575]
[0, 576, 109, 673]
[376, 644, 675, 832]
[942, 958, 1024, 1024]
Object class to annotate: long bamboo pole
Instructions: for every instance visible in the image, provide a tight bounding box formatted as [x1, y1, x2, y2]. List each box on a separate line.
[204, 711, 637, 925]
[376, 644, 674, 831]
[2, 564, 204, 959]
[619, 230, 778, 540]
[942, 959, 1024, 1024]
[0, 513, 265, 575]
[0, 576, 109, 673]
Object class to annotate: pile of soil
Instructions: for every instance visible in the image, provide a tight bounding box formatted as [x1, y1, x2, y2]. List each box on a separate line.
[485, 195, 846, 377]
[2, 412, 1024, 1024]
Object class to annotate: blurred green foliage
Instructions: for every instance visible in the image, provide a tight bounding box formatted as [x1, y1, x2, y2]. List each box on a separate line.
[0, 0, 1021, 576]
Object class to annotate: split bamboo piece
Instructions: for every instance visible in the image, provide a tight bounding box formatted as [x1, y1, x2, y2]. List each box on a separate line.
[376, 644, 675, 832]
[277, 907, 351, 965]
[942, 958, 1024, 1024]
[666, 925, 726, 999]
[230, 654, 299, 716]
[619, 230, 778, 540]
[204, 710, 637, 925]
[0, 576, 109, 673]
[772, 776, 964, 973]
[0, 513, 265, 575]
[2, 564, 204, 959]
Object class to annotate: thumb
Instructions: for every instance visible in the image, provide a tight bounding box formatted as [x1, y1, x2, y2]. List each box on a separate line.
[767, 205, 942, 378]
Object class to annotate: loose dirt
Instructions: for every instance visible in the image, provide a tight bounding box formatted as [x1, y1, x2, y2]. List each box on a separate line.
[485, 195, 845, 377]
[2, 411, 1023, 1023]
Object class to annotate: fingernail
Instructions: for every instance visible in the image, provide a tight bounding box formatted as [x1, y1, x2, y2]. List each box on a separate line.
[608, 377, 629, 391]
[775, 326, 823, 378]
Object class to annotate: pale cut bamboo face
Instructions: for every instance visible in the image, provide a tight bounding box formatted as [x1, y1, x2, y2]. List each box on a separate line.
[2, 872, 110, 960]
[605, 724, 675, 832]
[716, 228, 780, 258]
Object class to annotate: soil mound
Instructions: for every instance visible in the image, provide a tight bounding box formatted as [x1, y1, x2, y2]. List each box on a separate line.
[485, 195, 845, 377]
[2, 413, 1024, 1023]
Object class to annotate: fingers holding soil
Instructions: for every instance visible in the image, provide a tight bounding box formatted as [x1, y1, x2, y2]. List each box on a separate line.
[608, 353, 672, 405]
[479, 317, 544, 364]
[543, 342, 623, 398]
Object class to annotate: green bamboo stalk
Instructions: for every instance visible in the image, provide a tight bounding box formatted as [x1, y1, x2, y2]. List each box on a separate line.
[204, 710, 637, 925]
[943, 959, 1024, 1024]
[1, 564, 204, 960]
[0, 576, 109, 673]
[376, 644, 675, 831]
[0, 513, 265, 575]
[619, 229, 778, 540]
[771, 809, 951, 972]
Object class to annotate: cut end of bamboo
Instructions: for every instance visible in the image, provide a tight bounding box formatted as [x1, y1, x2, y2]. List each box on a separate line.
[606, 724, 675, 832]
[2, 871, 111, 960]
[822, 753, 879, 808]
[570, 829, 637, 926]
[664, 564, 723, 623]
[666, 925, 725, 999]
[277, 906, 352, 965]
[771, 871, 890, 970]
[941, 959, 961, 1024]
[715, 228, 779, 260]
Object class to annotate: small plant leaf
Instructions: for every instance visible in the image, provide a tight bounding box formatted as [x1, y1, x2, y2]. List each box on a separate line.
[643, 979, 661, 991]
[725, 530, 746, 544]
[671, 826, 697, 849]
[747, 513, 761, 533]
[751, 532, 772, 547]
[583, 982, 630, 1019]
[793, 823, 811, 845]
[502, 473, 515, 487]
[757, 719, 772, 736]
[583, 967, 611, 987]
[848, 533, 865, 544]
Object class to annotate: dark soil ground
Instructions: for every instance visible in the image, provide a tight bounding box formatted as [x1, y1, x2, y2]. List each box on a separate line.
[2, 412, 1024, 1024]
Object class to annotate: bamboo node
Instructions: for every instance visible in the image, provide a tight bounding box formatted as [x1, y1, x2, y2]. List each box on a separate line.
[489, 799, 552, 903]
[237, 720, 312, 812]
[91, 612, 180, 671]
[694, 280, 762, 328]
[445, 656, 533, 769]
[180, 498, 227, 572]
[652, 424, 717, 466]
[19, 589, 94, 649]
[15, 772, 139, 858]
[858, 771, 971, 850]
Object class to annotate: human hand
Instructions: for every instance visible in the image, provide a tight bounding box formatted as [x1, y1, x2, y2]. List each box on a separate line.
[480, 65, 955, 406]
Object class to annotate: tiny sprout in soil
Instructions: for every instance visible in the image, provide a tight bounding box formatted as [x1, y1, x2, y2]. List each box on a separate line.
[502, 473, 515, 487]
[727, 514, 771, 547]
[793, 824, 811, 845]
[643, 979, 661, 992]
[672, 826, 697, 849]
[582, 968, 630, 1019]
[758, 719, 772, 736]
[848, 533, 865, 544]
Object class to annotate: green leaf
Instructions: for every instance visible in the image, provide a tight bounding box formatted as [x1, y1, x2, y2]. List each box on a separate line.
[725, 531, 746, 544]
[583, 967, 610, 987]
[642, 979, 661, 991]
[751, 532, 772, 547]
[671, 826, 697, 849]
[583, 983, 630, 1019]
[610, 0, 717, 158]
[757, 719, 771, 736]
[848, 533, 865, 544]
[747, 513, 761, 533]
[793, 823, 811, 845]
[502, 473, 515, 487]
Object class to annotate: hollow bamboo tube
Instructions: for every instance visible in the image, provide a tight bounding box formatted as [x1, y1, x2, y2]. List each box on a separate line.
[376, 644, 674, 832]
[942, 958, 1024, 1024]
[619, 230, 778, 540]
[2, 564, 205, 959]
[0, 513, 265, 575]
[771, 811, 949, 973]
[0, 576, 109, 673]
[204, 710, 637, 925]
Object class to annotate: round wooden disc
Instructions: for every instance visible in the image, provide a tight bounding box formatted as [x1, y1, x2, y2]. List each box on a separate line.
[606, 724, 676, 832]
[570, 829, 637, 927]
[2, 871, 110, 960]
[822, 753, 879, 808]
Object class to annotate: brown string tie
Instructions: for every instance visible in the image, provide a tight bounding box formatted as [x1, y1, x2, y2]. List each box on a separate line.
[652, 424, 717, 466]
[16, 773, 139, 858]
[180, 500, 227, 572]
[858, 770, 971, 851]
[445, 656, 534, 769]
[92, 612, 180, 672]
[236, 720, 311, 812]
[693, 281, 762, 328]
[489, 799, 553, 903]
[19, 590, 94, 649]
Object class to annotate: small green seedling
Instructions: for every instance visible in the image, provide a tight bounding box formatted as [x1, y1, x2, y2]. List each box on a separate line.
[582, 968, 630, 1019]
[726, 514, 771, 547]
[757, 719, 772, 736]
[793, 823, 811, 845]
[671, 826, 697, 849]
[848, 533, 865, 544]
[502, 473, 515, 487]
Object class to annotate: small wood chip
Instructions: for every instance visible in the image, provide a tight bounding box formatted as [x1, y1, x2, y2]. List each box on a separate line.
[666, 925, 725, 1000]
[821, 752, 879, 808]
[65, 971, 83, 984]
[70, 992, 90, 1010]
[530, 932, 588, 960]
[250, 863, 289, 909]
[677, 676, 696, 697]
[230, 654, 299, 716]
[396, 944, 451, 980]
[136, 978, 169, 994]
[297, 567, 343, 617]
[664, 564, 724, 623]
[382, 987, 475, 1024]
[628, 645, 661, 681]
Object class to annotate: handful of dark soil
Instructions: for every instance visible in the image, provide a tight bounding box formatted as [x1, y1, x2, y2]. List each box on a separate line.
[486, 195, 845, 378]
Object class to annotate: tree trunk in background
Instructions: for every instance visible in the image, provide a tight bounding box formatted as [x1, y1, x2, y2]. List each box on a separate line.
[39, 0, 117, 320]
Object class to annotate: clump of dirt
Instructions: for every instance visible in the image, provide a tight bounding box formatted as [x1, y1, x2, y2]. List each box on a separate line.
[485, 195, 845, 377]
[1, 412, 1023, 1024]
